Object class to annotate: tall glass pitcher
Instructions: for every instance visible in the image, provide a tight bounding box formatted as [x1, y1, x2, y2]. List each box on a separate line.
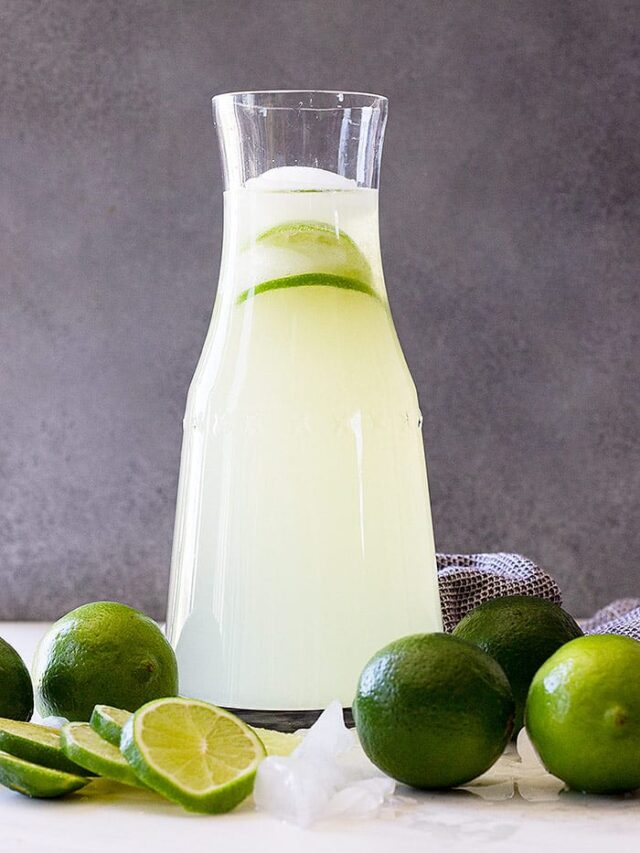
[166, 91, 442, 727]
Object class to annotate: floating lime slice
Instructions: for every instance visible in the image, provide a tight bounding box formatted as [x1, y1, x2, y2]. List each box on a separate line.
[0, 750, 88, 799]
[90, 705, 132, 747]
[0, 717, 92, 776]
[61, 722, 142, 788]
[252, 727, 302, 757]
[239, 220, 376, 303]
[238, 272, 377, 304]
[121, 697, 266, 814]
[257, 220, 370, 276]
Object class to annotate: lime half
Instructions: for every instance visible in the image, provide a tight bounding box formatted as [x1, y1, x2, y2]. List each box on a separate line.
[238, 272, 377, 304]
[90, 705, 132, 746]
[0, 750, 88, 798]
[0, 717, 91, 776]
[256, 220, 372, 282]
[61, 722, 142, 788]
[240, 220, 377, 304]
[121, 697, 266, 813]
[252, 727, 302, 757]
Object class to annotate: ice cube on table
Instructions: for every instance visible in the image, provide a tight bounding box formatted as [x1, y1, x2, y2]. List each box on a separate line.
[325, 777, 396, 818]
[516, 727, 545, 771]
[517, 775, 565, 802]
[253, 700, 395, 827]
[245, 166, 358, 192]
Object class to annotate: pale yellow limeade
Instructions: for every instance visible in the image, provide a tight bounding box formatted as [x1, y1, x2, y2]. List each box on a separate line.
[167, 169, 442, 711]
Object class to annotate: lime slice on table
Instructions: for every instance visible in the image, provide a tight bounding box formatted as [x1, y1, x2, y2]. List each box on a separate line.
[0, 717, 92, 776]
[61, 722, 142, 788]
[90, 705, 132, 746]
[120, 697, 266, 813]
[91, 701, 299, 759]
[239, 220, 377, 303]
[252, 727, 302, 757]
[0, 750, 88, 799]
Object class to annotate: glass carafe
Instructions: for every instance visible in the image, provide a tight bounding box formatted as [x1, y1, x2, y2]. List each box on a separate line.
[166, 91, 442, 728]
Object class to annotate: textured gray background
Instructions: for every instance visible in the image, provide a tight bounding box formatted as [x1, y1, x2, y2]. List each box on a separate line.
[1, 0, 639, 620]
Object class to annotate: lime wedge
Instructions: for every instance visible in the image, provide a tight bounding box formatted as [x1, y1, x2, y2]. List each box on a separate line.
[238, 272, 377, 304]
[0, 750, 88, 798]
[61, 722, 142, 788]
[257, 219, 369, 267]
[239, 219, 377, 303]
[257, 220, 371, 280]
[252, 727, 302, 757]
[90, 705, 132, 746]
[120, 697, 266, 813]
[0, 717, 92, 776]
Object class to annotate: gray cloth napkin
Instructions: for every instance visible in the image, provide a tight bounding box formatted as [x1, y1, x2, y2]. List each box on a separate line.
[437, 552, 640, 640]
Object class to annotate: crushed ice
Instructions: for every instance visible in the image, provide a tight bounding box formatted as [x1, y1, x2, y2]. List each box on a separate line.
[254, 707, 567, 827]
[245, 166, 358, 192]
[253, 700, 395, 826]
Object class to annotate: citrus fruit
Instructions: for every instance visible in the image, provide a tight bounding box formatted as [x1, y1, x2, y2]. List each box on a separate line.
[33, 601, 178, 721]
[61, 722, 142, 787]
[95, 705, 301, 757]
[120, 697, 266, 813]
[90, 705, 132, 746]
[453, 595, 582, 734]
[256, 219, 372, 282]
[0, 717, 91, 775]
[526, 633, 640, 793]
[353, 633, 514, 789]
[238, 219, 375, 303]
[252, 727, 302, 757]
[0, 637, 33, 721]
[237, 272, 377, 304]
[0, 750, 88, 798]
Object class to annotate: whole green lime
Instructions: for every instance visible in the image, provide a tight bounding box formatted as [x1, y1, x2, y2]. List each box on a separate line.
[453, 595, 582, 734]
[353, 633, 514, 789]
[0, 637, 33, 721]
[526, 634, 640, 793]
[33, 602, 178, 722]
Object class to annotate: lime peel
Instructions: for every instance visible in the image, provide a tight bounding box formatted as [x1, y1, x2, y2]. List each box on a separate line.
[0, 717, 92, 776]
[90, 705, 132, 747]
[238, 273, 378, 304]
[0, 750, 89, 799]
[61, 722, 143, 788]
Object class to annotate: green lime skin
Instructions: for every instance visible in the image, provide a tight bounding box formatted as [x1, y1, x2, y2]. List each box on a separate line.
[526, 634, 640, 794]
[353, 633, 515, 789]
[90, 705, 132, 747]
[0, 750, 88, 799]
[61, 722, 142, 787]
[33, 602, 178, 722]
[453, 595, 583, 735]
[0, 718, 92, 776]
[255, 220, 373, 284]
[237, 272, 377, 304]
[121, 698, 265, 814]
[0, 637, 33, 721]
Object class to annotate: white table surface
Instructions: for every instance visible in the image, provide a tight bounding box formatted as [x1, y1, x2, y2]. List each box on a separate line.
[2, 623, 638, 853]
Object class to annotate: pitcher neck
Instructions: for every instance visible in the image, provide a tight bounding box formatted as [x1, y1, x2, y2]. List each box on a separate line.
[212, 90, 388, 191]
[212, 91, 389, 306]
